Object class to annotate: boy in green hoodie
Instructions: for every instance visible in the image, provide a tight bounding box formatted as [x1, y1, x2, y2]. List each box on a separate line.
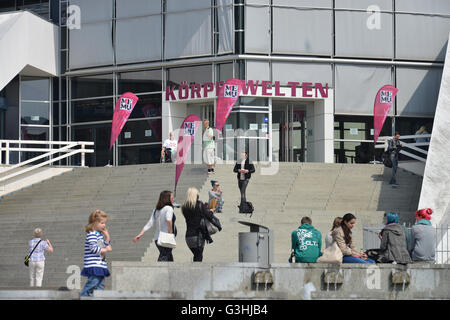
[291, 217, 322, 263]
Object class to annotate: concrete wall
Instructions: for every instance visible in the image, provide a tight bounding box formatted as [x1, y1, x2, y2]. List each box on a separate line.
[111, 262, 450, 300]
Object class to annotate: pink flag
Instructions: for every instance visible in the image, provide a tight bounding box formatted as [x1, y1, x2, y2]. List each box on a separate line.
[215, 78, 245, 131]
[110, 92, 139, 150]
[373, 85, 398, 144]
[175, 114, 201, 193]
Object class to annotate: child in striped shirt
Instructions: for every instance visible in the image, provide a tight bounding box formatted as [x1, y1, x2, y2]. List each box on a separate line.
[80, 209, 112, 297]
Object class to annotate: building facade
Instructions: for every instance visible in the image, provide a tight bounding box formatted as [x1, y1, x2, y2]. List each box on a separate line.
[0, 0, 448, 166]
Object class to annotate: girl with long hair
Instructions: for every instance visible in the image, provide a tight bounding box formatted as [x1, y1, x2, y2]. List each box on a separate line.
[182, 187, 221, 262]
[133, 190, 176, 261]
[332, 213, 375, 263]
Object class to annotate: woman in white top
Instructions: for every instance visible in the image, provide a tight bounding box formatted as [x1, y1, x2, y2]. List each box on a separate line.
[325, 217, 342, 248]
[133, 190, 176, 261]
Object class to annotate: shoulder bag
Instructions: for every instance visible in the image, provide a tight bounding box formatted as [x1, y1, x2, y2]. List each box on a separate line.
[24, 239, 42, 267]
[156, 209, 177, 249]
[317, 241, 343, 264]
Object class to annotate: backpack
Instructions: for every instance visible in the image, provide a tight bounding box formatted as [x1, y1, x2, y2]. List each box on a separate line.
[238, 201, 254, 215]
[382, 151, 392, 168]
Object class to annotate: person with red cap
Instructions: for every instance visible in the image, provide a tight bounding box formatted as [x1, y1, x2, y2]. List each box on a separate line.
[411, 208, 436, 263]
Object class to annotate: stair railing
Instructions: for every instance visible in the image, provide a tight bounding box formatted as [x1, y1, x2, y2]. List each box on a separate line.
[0, 140, 94, 184]
[376, 134, 431, 162]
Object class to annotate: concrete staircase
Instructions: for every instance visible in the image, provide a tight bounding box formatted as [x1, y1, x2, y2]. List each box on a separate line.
[189, 163, 422, 264]
[0, 164, 207, 289]
[0, 162, 422, 290]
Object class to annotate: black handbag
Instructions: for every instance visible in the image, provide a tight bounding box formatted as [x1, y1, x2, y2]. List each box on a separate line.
[24, 239, 42, 267]
[382, 151, 392, 168]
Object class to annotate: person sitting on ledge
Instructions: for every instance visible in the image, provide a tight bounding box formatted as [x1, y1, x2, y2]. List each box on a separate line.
[332, 213, 375, 264]
[291, 217, 322, 263]
[378, 212, 411, 264]
[411, 208, 435, 263]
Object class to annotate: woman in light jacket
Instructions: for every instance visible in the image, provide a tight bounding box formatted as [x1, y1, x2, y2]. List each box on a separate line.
[332, 213, 375, 263]
[325, 217, 342, 248]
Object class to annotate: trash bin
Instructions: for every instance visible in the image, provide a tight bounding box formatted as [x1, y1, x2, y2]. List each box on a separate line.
[238, 221, 273, 267]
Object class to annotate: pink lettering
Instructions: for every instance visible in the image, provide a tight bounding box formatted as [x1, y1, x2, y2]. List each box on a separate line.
[262, 81, 272, 96]
[274, 81, 285, 97]
[302, 82, 313, 98]
[203, 82, 214, 98]
[288, 82, 299, 97]
[179, 82, 189, 100]
[242, 80, 259, 95]
[165, 85, 176, 101]
[315, 83, 329, 98]
[190, 83, 201, 99]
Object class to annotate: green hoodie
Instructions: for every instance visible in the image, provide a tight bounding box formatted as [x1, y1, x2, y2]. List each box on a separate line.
[291, 223, 322, 263]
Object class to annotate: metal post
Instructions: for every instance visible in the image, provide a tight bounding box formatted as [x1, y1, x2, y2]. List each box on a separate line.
[5, 141, 9, 165]
[81, 143, 85, 167]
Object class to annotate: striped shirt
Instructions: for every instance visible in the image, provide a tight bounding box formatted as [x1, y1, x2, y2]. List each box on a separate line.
[28, 238, 50, 262]
[83, 231, 108, 270]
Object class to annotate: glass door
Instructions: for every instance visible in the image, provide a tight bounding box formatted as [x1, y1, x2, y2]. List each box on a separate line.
[272, 103, 307, 162]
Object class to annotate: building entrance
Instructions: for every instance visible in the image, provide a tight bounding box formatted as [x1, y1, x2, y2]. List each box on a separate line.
[272, 103, 307, 162]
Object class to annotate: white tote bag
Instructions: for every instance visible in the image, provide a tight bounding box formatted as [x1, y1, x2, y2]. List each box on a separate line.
[317, 241, 343, 264]
[156, 209, 176, 249]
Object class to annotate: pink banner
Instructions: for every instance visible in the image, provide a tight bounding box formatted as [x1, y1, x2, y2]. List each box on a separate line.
[175, 114, 202, 193]
[215, 78, 245, 132]
[110, 92, 139, 150]
[373, 85, 398, 144]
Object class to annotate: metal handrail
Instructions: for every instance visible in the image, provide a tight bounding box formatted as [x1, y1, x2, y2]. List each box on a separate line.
[0, 140, 94, 184]
[375, 135, 430, 163]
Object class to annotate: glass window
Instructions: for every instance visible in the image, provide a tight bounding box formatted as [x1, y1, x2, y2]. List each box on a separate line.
[217, 63, 233, 82]
[167, 65, 212, 89]
[129, 94, 162, 119]
[21, 126, 49, 141]
[71, 98, 113, 123]
[118, 70, 162, 94]
[21, 77, 49, 101]
[71, 74, 113, 99]
[238, 97, 268, 107]
[119, 144, 162, 165]
[61, 101, 67, 125]
[119, 119, 162, 145]
[0, 1, 16, 12]
[53, 103, 59, 125]
[72, 124, 113, 167]
[52, 78, 59, 101]
[21, 102, 50, 125]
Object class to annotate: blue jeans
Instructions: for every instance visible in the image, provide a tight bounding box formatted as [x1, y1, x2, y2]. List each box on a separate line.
[390, 152, 398, 184]
[342, 256, 375, 264]
[80, 275, 105, 297]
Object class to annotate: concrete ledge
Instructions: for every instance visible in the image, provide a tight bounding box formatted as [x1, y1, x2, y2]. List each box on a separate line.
[0, 289, 80, 300]
[112, 262, 450, 300]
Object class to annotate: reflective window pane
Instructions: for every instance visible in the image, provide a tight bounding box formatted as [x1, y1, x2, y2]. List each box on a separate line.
[21, 102, 50, 125]
[167, 65, 212, 88]
[118, 70, 162, 94]
[53, 102, 59, 125]
[72, 124, 113, 167]
[71, 74, 113, 99]
[21, 126, 49, 141]
[71, 98, 113, 123]
[21, 77, 49, 101]
[129, 94, 162, 119]
[119, 119, 162, 145]
[119, 144, 162, 165]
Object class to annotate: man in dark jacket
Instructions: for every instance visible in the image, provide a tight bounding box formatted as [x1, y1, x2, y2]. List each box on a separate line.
[387, 132, 402, 187]
[233, 150, 255, 211]
[378, 212, 411, 264]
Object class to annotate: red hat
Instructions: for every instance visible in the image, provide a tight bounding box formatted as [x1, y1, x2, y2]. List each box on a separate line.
[415, 208, 433, 220]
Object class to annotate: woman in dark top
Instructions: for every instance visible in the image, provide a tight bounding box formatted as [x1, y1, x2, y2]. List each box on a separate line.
[181, 187, 221, 262]
[233, 150, 255, 210]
